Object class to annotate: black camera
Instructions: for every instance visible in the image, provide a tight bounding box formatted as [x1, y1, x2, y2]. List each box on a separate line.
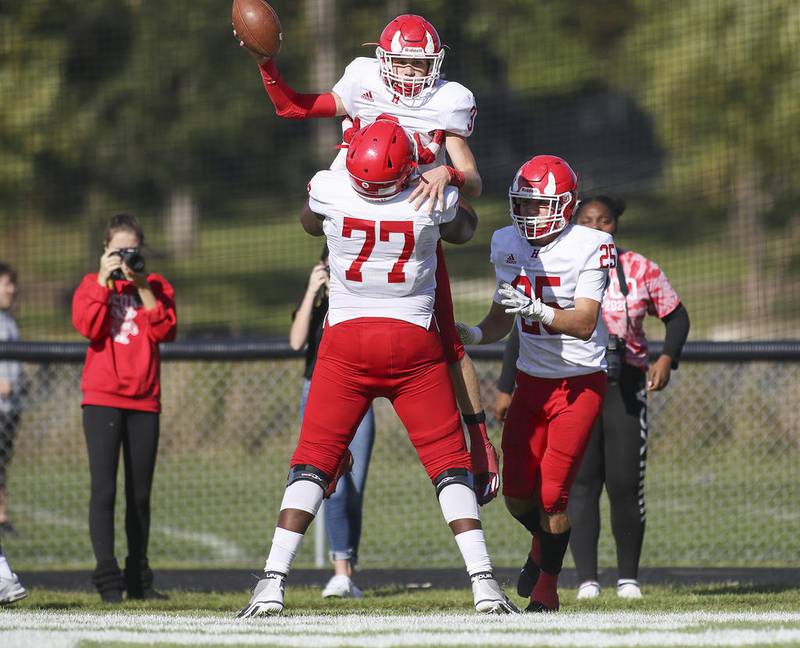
[605, 334, 626, 384]
[110, 248, 145, 280]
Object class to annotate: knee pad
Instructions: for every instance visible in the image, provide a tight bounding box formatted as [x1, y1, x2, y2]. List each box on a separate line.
[281, 473, 325, 515]
[286, 464, 329, 492]
[433, 468, 474, 498]
[437, 482, 480, 524]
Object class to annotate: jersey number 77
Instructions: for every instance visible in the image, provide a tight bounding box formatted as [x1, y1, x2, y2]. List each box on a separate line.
[343, 217, 415, 283]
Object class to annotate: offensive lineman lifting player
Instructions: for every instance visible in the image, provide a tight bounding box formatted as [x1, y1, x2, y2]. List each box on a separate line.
[237, 118, 517, 617]
[235, 14, 500, 507]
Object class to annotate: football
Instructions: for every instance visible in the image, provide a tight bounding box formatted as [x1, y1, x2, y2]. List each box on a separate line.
[231, 0, 282, 58]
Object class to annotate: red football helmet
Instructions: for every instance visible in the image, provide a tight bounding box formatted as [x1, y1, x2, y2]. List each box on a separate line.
[346, 117, 415, 201]
[375, 14, 445, 107]
[508, 155, 579, 241]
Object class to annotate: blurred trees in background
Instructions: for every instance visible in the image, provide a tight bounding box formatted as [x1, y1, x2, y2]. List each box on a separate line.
[0, 0, 797, 338]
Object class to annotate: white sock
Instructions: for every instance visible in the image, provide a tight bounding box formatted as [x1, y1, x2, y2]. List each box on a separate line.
[264, 527, 304, 575]
[0, 555, 13, 579]
[454, 528, 493, 576]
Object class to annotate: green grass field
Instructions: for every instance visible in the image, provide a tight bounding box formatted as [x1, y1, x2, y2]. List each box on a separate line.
[5, 451, 799, 570]
[3, 585, 800, 647]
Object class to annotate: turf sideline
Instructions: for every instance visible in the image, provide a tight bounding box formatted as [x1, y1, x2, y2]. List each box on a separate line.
[2, 611, 800, 647]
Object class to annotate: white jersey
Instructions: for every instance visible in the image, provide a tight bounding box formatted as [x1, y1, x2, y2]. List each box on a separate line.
[308, 169, 459, 328]
[490, 224, 616, 379]
[331, 57, 477, 171]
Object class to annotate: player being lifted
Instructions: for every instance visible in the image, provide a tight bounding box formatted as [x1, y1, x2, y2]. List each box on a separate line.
[457, 155, 615, 612]
[236, 14, 499, 506]
[237, 118, 516, 617]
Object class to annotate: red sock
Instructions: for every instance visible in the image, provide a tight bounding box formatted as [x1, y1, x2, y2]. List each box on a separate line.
[531, 571, 560, 611]
[530, 533, 542, 566]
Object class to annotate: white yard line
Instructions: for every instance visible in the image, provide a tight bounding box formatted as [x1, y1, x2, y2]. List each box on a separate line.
[2, 611, 800, 647]
[19, 506, 249, 563]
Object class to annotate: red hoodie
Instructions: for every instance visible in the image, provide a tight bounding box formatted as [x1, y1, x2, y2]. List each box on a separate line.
[72, 273, 177, 412]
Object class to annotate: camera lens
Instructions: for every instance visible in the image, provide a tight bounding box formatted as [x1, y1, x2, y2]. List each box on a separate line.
[121, 249, 145, 273]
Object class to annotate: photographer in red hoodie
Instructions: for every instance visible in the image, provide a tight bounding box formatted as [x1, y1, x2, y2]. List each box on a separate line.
[72, 213, 177, 603]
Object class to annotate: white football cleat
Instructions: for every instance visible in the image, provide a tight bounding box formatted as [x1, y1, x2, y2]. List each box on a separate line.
[617, 579, 642, 599]
[236, 572, 285, 618]
[321, 574, 363, 599]
[576, 580, 601, 600]
[471, 572, 520, 614]
[0, 573, 28, 605]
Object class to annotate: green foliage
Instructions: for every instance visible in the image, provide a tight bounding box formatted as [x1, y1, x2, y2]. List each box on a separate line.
[621, 0, 800, 203]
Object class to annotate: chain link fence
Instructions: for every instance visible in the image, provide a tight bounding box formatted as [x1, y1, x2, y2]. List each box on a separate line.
[2, 343, 798, 570]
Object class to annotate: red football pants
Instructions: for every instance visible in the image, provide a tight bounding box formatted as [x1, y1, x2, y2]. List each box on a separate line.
[292, 317, 470, 481]
[502, 371, 606, 513]
[433, 242, 465, 364]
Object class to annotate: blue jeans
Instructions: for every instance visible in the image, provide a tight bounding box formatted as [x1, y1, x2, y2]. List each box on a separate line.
[300, 379, 375, 565]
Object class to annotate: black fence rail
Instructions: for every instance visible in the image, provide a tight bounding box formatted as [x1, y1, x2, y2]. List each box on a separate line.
[3, 340, 800, 362]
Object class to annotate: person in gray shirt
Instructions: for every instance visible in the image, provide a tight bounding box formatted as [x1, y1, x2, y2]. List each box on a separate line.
[0, 263, 23, 539]
[0, 262, 27, 605]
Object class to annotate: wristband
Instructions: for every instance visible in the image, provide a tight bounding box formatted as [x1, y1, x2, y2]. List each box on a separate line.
[539, 304, 555, 326]
[444, 166, 466, 188]
[468, 325, 483, 344]
[462, 411, 486, 425]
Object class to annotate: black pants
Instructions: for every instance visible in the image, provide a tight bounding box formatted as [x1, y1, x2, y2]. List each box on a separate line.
[0, 412, 20, 490]
[568, 364, 648, 582]
[83, 405, 159, 565]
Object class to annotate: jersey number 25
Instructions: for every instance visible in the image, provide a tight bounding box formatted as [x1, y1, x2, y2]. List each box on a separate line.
[512, 274, 562, 335]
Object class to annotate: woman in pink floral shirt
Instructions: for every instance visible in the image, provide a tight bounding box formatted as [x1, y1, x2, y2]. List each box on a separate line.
[568, 195, 690, 599]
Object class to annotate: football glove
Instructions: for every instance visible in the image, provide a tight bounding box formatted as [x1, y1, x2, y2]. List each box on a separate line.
[468, 426, 500, 506]
[498, 282, 555, 325]
[455, 321, 483, 345]
[413, 130, 445, 165]
[336, 116, 361, 149]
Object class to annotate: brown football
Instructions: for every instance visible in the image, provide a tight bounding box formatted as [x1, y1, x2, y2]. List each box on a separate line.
[231, 0, 282, 58]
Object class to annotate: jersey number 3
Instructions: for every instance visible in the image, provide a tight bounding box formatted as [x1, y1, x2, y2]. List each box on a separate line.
[342, 217, 415, 283]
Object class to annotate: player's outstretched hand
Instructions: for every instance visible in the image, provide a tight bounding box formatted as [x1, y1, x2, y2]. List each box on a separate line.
[233, 29, 271, 65]
[455, 322, 482, 345]
[408, 166, 450, 214]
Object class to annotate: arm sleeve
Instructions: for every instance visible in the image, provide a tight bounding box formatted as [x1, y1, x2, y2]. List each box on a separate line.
[144, 277, 177, 343]
[258, 60, 337, 120]
[444, 87, 477, 137]
[497, 325, 519, 394]
[71, 276, 111, 342]
[660, 303, 690, 369]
